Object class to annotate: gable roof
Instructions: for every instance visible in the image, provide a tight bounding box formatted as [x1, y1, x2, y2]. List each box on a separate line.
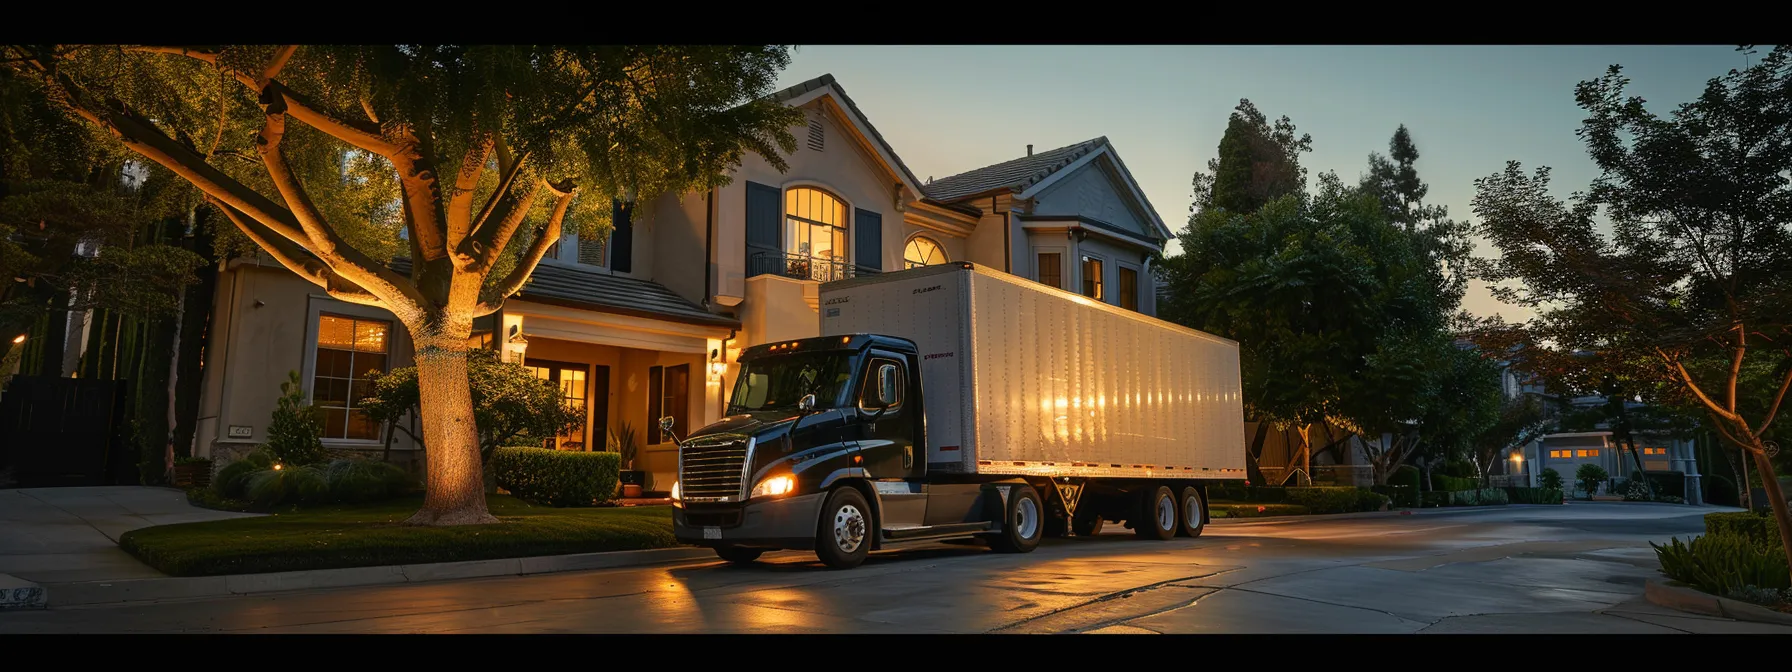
[389, 258, 738, 329]
[923, 137, 1106, 203]
[765, 73, 926, 203]
[925, 137, 1172, 241]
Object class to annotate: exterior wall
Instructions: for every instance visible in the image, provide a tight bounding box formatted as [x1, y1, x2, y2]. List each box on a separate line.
[1073, 234, 1154, 314]
[961, 207, 1009, 271]
[896, 217, 967, 270]
[193, 260, 419, 464]
[1022, 228, 1073, 291]
[742, 275, 820, 345]
[1031, 161, 1154, 237]
[645, 189, 711, 307]
[715, 100, 904, 304]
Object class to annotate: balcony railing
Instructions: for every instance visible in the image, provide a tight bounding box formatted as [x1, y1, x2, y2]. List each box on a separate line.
[748, 247, 879, 283]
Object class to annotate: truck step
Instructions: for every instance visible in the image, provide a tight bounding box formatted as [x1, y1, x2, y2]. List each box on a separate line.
[883, 522, 992, 540]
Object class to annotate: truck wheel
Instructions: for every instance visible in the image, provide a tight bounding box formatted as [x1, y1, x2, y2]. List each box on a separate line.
[1176, 486, 1206, 538]
[815, 487, 873, 570]
[1072, 510, 1105, 537]
[1135, 485, 1177, 540]
[715, 546, 764, 564]
[989, 484, 1044, 553]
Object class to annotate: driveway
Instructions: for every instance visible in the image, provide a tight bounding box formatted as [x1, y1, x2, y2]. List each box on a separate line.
[0, 487, 260, 584]
[3, 500, 1783, 633]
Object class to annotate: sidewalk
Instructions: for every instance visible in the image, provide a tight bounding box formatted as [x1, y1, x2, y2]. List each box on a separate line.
[0, 487, 261, 586]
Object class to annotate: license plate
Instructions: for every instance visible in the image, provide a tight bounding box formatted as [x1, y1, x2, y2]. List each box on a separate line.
[702, 526, 721, 540]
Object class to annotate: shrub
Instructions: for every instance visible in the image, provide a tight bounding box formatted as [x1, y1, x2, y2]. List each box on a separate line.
[214, 449, 274, 499]
[320, 459, 414, 503]
[1207, 481, 1249, 502]
[1445, 488, 1510, 507]
[1653, 531, 1790, 596]
[1623, 481, 1653, 502]
[1422, 491, 1451, 508]
[1372, 484, 1418, 508]
[1213, 503, 1310, 518]
[1432, 473, 1480, 492]
[1575, 464, 1609, 497]
[491, 447, 621, 507]
[1539, 467, 1563, 490]
[1388, 465, 1422, 490]
[245, 465, 330, 508]
[1725, 586, 1792, 609]
[1245, 486, 1287, 503]
[1707, 512, 1782, 548]
[1506, 487, 1565, 505]
[1284, 487, 1361, 515]
[1356, 488, 1392, 512]
[266, 370, 326, 467]
[1655, 495, 1686, 504]
[1442, 459, 1477, 479]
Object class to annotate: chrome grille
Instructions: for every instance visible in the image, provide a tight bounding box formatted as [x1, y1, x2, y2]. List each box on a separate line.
[680, 440, 750, 501]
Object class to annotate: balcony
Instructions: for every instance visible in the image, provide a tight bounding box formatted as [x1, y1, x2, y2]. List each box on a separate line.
[748, 247, 879, 283]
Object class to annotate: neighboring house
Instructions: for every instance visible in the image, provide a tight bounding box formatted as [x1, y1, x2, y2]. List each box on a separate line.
[189, 73, 1173, 491]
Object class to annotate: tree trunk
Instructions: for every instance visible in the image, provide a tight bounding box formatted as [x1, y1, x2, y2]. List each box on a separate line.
[1620, 433, 1654, 499]
[1748, 447, 1792, 587]
[404, 336, 498, 526]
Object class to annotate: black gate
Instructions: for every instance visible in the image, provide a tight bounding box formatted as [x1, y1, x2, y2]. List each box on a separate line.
[0, 376, 133, 487]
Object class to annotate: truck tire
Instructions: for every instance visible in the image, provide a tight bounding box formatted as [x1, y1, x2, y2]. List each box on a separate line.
[989, 484, 1044, 553]
[1072, 510, 1105, 537]
[1135, 485, 1177, 540]
[715, 546, 764, 564]
[1176, 486, 1206, 538]
[815, 486, 873, 570]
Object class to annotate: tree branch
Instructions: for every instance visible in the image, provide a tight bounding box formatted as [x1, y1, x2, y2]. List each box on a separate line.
[207, 197, 379, 306]
[388, 127, 450, 261]
[460, 178, 542, 273]
[1757, 356, 1792, 435]
[258, 45, 298, 87]
[1657, 347, 1740, 422]
[1729, 323, 1746, 414]
[445, 135, 493, 252]
[476, 181, 576, 315]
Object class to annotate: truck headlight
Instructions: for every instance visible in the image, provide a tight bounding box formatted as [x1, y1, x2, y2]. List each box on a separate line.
[751, 475, 795, 499]
[670, 481, 681, 501]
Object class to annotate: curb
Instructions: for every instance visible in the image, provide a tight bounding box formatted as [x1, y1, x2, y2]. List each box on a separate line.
[42, 546, 719, 609]
[1208, 503, 1542, 526]
[1645, 579, 1792, 626]
[0, 574, 46, 611]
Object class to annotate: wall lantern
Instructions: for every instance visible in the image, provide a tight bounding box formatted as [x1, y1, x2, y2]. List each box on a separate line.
[708, 348, 725, 381]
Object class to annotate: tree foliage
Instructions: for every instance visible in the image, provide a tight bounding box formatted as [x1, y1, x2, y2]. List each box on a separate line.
[1471, 45, 1792, 579]
[1187, 99, 1312, 216]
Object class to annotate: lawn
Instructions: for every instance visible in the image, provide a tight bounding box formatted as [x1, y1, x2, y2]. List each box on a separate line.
[120, 495, 677, 577]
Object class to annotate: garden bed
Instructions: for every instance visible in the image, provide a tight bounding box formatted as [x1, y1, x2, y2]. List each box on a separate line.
[120, 495, 675, 577]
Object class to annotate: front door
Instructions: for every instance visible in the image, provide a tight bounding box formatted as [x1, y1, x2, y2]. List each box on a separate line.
[525, 359, 589, 451]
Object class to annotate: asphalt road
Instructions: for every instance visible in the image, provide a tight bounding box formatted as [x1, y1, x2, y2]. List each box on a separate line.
[4, 500, 1788, 634]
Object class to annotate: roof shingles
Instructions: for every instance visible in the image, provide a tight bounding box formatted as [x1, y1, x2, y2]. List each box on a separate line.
[920, 137, 1107, 203]
[389, 258, 736, 329]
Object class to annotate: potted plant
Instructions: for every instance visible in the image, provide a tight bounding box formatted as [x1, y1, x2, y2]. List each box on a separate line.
[173, 456, 213, 489]
[610, 423, 644, 498]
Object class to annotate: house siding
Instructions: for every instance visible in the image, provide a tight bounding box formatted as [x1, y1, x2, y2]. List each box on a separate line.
[1031, 161, 1154, 238]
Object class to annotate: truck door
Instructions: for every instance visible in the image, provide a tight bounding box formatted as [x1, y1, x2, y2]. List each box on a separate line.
[853, 351, 922, 480]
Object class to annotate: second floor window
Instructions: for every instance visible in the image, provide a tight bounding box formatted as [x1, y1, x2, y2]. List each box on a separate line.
[1119, 267, 1138, 311]
[786, 187, 848, 281]
[1081, 256, 1103, 300]
[905, 236, 947, 269]
[1037, 253, 1061, 289]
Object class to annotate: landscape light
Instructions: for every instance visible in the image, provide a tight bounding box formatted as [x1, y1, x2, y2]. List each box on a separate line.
[10, 334, 23, 344]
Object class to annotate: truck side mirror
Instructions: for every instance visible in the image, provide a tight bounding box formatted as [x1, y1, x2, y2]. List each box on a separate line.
[876, 364, 899, 408]
[798, 394, 816, 412]
[659, 416, 675, 435]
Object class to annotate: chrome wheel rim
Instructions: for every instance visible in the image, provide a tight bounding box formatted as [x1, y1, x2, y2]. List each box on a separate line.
[1015, 496, 1040, 539]
[1184, 494, 1201, 530]
[834, 503, 867, 554]
[1157, 494, 1175, 531]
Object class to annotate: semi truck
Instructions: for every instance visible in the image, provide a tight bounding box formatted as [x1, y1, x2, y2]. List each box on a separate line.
[666, 262, 1245, 569]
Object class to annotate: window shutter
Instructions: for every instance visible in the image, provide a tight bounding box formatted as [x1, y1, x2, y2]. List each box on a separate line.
[610, 199, 633, 273]
[854, 208, 881, 272]
[647, 365, 663, 444]
[745, 181, 781, 269]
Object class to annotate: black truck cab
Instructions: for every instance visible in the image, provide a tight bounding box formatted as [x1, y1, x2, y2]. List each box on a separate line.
[669, 333, 1044, 568]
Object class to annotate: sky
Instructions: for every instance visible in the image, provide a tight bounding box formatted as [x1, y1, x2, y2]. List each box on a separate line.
[774, 45, 1756, 323]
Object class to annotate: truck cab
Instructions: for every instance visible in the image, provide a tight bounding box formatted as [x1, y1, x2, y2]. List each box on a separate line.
[668, 333, 1043, 569]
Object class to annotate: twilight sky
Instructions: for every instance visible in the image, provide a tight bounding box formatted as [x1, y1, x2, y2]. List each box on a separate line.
[775, 45, 1754, 323]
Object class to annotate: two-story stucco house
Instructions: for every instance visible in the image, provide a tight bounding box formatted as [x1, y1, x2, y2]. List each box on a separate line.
[190, 73, 1171, 491]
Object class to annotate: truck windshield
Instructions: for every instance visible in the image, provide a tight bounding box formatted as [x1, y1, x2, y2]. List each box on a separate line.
[728, 353, 853, 413]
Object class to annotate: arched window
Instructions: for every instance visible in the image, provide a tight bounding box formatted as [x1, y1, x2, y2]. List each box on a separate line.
[785, 187, 848, 281]
[904, 236, 947, 269]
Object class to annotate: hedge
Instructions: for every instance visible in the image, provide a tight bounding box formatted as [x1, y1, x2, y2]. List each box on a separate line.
[1707, 512, 1783, 548]
[1505, 486, 1565, 505]
[1432, 473, 1481, 492]
[1388, 465, 1422, 491]
[490, 447, 621, 507]
[1421, 488, 1512, 508]
[1213, 503, 1311, 519]
[1373, 484, 1419, 508]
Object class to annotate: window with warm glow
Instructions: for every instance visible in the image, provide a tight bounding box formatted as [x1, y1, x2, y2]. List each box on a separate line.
[1037, 253, 1062, 289]
[785, 187, 848, 280]
[1119, 267, 1138, 311]
[904, 236, 946, 269]
[313, 314, 389, 440]
[1548, 450, 1569, 458]
[1081, 256, 1103, 300]
[1577, 449, 1599, 457]
[1643, 447, 1667, 455]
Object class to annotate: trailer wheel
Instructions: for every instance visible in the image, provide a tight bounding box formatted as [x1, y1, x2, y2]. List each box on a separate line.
[1072, 509, 1105, 537]
[1176, 486, 1206, 538]
[1135, 486, 1177, 540]
[815, 487, 873, 570]
[715, 546, 765, 564]
[989, 484, 1044, 553]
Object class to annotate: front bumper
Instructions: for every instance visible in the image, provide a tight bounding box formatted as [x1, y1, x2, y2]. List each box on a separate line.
[674, 492, 826, 550]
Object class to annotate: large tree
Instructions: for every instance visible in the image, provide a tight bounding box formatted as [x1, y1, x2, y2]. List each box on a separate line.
[1472, 45, 1792, 578]
[4, 45, 801, 525]
[1186, 98, 1312, 217]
